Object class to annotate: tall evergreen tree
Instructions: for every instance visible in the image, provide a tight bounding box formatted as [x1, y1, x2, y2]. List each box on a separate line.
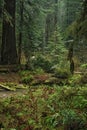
[1, 0, 18, 64]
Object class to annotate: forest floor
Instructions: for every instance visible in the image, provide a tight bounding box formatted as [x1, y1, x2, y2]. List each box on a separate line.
[0, 85, 87, 130]
[0, 70, 66, 98]
[0, 71, 87, 129]
[0, 72, 27, 98]
[0, 89, 27, 98]
[0, 70, 86, 99]
[0, 72, 21, 83]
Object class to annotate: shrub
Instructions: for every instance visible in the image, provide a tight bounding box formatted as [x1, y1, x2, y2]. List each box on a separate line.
[61, 109, 87, 130]
[30, 54, 52, 72]
[21, 75, 33, 84]
[80, 63, 87, 71]
[54, 68, 70, 79]
[80, 73, 87, 84]
[69, 74, 82, 86]
[34, 68, 45, 75]
[19, 70, 31, 77]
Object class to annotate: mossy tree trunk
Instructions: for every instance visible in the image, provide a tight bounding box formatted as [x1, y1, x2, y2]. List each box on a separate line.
[1, 0, 18, 65]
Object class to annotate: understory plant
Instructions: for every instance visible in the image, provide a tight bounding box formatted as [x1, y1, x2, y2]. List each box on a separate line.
[0, 86, 87, 130]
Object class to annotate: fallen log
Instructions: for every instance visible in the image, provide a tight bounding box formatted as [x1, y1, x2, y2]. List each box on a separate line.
[74, 71, 87, 75]
[0, 84, 16, 91]
[0, 65, 19, 72]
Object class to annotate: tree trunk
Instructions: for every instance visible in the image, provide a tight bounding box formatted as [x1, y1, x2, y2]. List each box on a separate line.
[18, 0, 24, 64]
[54, 0, 58, 43]
[54, 0, 58, 31]
[45, 14, 51, 45]
[1, 0, 18, 65]
[82, 0, 87, 20]
[0, 0, 3, 18]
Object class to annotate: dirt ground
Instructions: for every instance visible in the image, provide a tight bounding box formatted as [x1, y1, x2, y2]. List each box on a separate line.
[0, 72, 21, 83]
[0, 89, 27, 98]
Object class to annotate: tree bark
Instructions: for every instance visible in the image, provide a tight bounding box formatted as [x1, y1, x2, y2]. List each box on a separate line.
[54, 0, 58, 43]
[1, 0, 18, 65]
[45, 14, 51, 45]
[82, 0, 87, 20]
[54, 0, 58, 31]
[18, 0, 24, 64]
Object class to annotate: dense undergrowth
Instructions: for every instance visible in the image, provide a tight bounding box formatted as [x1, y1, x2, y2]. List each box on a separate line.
[0, 85, 87, 130]
[19, 69, 87, 87]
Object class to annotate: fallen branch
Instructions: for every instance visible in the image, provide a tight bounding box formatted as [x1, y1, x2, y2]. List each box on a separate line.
[0, 84, 16, 91]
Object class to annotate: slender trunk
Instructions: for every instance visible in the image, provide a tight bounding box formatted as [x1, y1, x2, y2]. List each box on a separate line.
[0, 0, 2, 18]
[45, 14, 50, 45]
[82, 0, 87, 20]
[54, 0, 58, 31]
[54, 0, 58, 43]
[18, 0, 24, 64]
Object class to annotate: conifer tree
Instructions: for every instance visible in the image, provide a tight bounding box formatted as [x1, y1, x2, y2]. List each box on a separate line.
[1, 0, 18, 64]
